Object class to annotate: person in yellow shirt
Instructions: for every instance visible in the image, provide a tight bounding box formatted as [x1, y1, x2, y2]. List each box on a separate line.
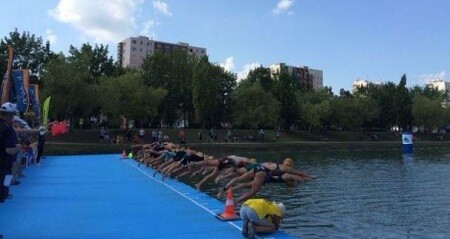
[240, 198, 285, 238]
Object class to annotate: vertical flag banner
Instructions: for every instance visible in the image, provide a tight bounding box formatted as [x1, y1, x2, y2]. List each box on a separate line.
[1, 46, 13, 104]
[42, 96, 51, 127]
[28, 84, 40, 119]
[12, 69, 29, 113]
[23, 69, 30, 113]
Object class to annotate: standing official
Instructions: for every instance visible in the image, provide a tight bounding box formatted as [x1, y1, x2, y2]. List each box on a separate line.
[0, 102, 21, 202]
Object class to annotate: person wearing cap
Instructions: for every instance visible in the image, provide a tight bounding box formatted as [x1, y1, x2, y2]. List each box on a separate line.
[11, 114, 39, 180]
[0, 102, 21, 202]
[36, 126, 47, 166]
[240, 198, 285, 238]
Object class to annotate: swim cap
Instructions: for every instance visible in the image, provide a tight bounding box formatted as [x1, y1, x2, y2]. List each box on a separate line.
[276, 202, 285, 217]
[283, 158, 294, 168]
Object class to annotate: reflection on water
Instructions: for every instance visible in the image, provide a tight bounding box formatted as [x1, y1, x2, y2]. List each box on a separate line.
[194, 148, 450, 238]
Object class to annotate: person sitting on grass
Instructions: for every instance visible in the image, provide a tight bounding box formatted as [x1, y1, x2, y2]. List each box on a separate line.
[240, 198, 285, 239]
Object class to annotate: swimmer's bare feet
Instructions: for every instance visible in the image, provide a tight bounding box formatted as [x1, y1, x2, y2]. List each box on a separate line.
[214, 176, 221, 184]
[216, 188, 226, 199]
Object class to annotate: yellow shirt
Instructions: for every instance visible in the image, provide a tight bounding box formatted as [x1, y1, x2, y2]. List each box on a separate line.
[243, 199, 282, 219]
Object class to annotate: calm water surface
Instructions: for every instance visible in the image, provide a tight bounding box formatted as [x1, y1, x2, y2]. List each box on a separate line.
[200, 147, 450, 238]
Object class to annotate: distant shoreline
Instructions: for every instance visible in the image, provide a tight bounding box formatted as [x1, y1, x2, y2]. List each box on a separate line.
[44, 140, 450, 156]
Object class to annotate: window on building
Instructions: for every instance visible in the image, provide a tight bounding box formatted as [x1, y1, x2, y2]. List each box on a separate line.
[132, 47, 136, 52]
[132, 40, 136, 44]
[140, 41, 142, 45]
[147, 42, 149, 46]
[190, 49, 193, 52]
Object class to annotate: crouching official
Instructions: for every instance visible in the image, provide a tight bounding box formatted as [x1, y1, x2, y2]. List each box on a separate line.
[240, 198, 285, 239]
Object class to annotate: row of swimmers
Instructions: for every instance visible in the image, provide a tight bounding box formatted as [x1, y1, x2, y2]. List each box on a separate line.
[134, 142, 315, 204]
[132, 142, 315, 238]
[135, 143, 314, 238]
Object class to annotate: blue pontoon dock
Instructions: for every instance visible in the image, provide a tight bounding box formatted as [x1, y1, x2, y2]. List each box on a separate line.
[0, 154, 295, 239]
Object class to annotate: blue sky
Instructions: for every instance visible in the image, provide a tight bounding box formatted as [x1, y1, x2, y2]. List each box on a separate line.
[1, 0, 449, 92]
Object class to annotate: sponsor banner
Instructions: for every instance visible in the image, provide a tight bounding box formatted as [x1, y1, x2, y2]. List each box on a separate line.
[12, 69, 29, 113]
[28, 84, 41, 118]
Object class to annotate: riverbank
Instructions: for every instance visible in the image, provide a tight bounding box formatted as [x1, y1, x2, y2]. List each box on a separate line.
[44, 140, 450, 155]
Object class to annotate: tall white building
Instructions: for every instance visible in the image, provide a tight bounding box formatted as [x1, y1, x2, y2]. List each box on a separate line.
[117, 36, 207, 69]
[269, 63, 323, 91]
[427, 79, 450, 106]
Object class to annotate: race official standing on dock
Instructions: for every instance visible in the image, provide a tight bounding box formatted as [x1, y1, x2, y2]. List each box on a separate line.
[0, 103, 21, 203]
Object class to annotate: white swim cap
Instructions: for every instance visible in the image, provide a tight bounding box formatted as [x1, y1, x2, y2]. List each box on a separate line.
[276, 202, 285, 217]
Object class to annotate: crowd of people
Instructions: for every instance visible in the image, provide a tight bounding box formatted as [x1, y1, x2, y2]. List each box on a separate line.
[132, 141, 315, 238]
[0, 103, 46, 200]
[0, 102, 48, 238]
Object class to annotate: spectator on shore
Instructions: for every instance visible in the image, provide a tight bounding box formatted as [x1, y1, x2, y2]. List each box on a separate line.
[198, 130, 203, 143]
[79, 118, 84, 129]
[163, 134, 170, 142]
[178, 129, 186, 144]
[209, 128, 216, 142]
[138, 127, 145, 143]
[151, 130, 158, 143]
[99, 127, 107, 143]
[259, 129, 265, 142]
[275, 130, 281, 142]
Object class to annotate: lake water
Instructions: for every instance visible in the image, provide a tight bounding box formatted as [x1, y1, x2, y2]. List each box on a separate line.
[198, 147, 450, 238]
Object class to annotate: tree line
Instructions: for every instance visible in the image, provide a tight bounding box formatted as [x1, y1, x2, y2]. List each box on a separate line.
[1, 29, 449, 132]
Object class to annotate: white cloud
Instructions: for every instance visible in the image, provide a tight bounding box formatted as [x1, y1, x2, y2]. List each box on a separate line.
[237, 62, 261, 81]
[220, 57, 235, 72]
[140, 20, 159, 37]
[153, 0, 172, 16]
[272, 0, 294, 15]
[419, 71, 446, 83]
[48, 0, 144, 43]
[45, 29, 58, 44]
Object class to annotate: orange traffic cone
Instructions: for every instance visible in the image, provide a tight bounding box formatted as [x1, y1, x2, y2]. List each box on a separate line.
[216, 188, 240, 221]
[120, 150, 127, 159]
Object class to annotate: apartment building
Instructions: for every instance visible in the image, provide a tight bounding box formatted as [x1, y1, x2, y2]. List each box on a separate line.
[117, 36, 207, 69]
[269, 63, 323, 91]
[427, 79, 450, 106]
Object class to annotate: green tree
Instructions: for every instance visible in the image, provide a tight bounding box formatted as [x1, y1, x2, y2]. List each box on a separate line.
[246, 66, 273, 92]
[272, 71, 299, 129]
[41, 54, 96, 121]
[298, 89, 332, 130]
[0, 29, 54, 82]
[233, 82, 280, 129]
[67, 43, 116, 84]
[97, 72, 166, 123]
[192, 57, 219, 126]
[412, 95, 446, 132]
[141, 50, 194, 127]
[410, 85, 447, 102]
[212, 67, 236, 123]
[330, 97, 359, 130]
[396, 74, 412, 129]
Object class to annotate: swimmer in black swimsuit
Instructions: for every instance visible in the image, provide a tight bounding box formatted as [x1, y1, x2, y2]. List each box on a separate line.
[222, 158, 314, 204]
[192, 156, 254, 191]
